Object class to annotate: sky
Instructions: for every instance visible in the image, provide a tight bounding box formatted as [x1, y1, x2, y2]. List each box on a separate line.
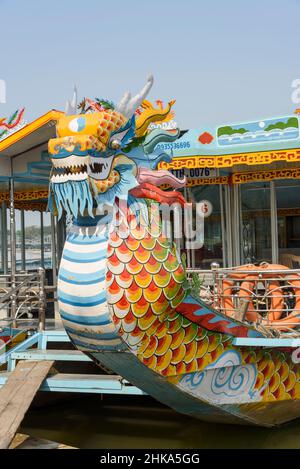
[1, 0, 300, 130]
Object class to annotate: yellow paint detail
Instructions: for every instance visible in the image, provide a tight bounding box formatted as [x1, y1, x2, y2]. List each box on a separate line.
[48, 135, 105, 155]
[135, 100, 176, 137]
[0, 110, 63, 153]
[56, 111, 126, 145]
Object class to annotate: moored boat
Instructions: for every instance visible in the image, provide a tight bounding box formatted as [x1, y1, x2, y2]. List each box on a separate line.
[46, 77, 300, 427]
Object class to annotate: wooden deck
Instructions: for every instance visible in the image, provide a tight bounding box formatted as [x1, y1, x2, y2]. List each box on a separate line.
[0, 360, 54, 449]
[10, 433, 76, 449]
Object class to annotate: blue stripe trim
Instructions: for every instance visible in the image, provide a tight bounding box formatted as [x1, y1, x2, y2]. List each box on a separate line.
[65, 325, 118, 341]
[67, 234, 107, 245]
[58, 267, 106, 284]
[58, 290, 106, 307]
[60, 310, 111, 326]
[73, 216, 102, 227]
[58, 274, 105, 285]
[62, 249, 107, 263]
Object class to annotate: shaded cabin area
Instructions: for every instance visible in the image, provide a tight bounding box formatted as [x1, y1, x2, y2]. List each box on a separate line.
[159, 115, 300, 270]
[0, 110, 63, 324]
[1, 109, 300, 324]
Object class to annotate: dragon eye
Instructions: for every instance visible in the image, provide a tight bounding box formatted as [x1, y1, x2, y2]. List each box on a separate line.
[109, 138, 121, 150]
[68, 117, 86, 133]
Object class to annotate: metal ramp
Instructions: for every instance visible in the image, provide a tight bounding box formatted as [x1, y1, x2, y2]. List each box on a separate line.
[0, 329, 145, 396]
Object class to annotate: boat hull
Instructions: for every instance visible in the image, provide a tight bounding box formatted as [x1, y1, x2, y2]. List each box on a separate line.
[88, 349, 300, 427]
[57, 219, 300, 427]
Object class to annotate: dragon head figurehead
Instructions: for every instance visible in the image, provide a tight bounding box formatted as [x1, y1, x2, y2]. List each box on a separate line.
[48, 76, 186, 219]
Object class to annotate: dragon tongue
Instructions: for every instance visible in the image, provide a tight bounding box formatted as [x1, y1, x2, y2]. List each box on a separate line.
[137, 168, 186, 189]
[130, 183, 186, 206]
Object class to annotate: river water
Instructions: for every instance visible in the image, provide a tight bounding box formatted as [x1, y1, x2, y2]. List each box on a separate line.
[20, 395, 300, 449]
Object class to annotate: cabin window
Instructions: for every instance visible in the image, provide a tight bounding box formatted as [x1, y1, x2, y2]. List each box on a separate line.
[184, 184, 223, 269]
[276, 179, 300, 268]
[240, 182, 272, 264]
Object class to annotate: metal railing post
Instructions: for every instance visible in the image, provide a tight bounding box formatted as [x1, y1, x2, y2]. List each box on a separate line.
[1, 202, 8, 275]
[9, 175, 17, 327]
[20, 210, 26, 271]
[38, 267, 46, 331]
[40, 211, 45, 269]
[211, 262, 220, 310]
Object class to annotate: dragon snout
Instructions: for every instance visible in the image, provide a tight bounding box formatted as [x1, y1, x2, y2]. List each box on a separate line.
[50, 154, 90, 184]
[48, 134, 123, 218]
[48, 134, 107, 184]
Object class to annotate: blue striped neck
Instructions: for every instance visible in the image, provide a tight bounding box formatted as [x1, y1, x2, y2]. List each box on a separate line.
[71, 213, 114, 233]
[72, 215, 106, 227]
[58, 210, 123, 352]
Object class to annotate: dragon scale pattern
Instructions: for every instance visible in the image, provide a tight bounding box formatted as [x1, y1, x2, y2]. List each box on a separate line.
[107, 207, 300, 403]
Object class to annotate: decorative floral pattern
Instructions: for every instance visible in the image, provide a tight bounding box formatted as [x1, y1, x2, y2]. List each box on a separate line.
[159, 149, 300, 170]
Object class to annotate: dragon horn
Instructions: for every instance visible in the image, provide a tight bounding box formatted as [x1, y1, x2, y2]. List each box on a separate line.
[65, 85, 78, 115]
[116, 91, 131, 115]
[116, 75, 154, 118]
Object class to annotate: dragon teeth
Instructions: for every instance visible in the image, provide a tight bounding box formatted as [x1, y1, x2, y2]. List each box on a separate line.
[50, 172, 88, 183]
[89, 155, 114, 180]
[50, 155, 115, 182]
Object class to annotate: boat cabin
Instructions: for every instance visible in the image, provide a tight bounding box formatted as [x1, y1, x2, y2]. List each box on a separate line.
[159, 114, 300, 270]
[1, 108, 300, 280]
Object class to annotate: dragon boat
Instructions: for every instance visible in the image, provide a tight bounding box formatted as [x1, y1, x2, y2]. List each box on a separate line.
[47, 76, 300, 427]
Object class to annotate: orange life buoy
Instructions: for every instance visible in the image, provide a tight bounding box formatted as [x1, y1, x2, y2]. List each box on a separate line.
[221, 265, 264, 319]
[221, 263, 300, 330]
[261, 272, 300, 331]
